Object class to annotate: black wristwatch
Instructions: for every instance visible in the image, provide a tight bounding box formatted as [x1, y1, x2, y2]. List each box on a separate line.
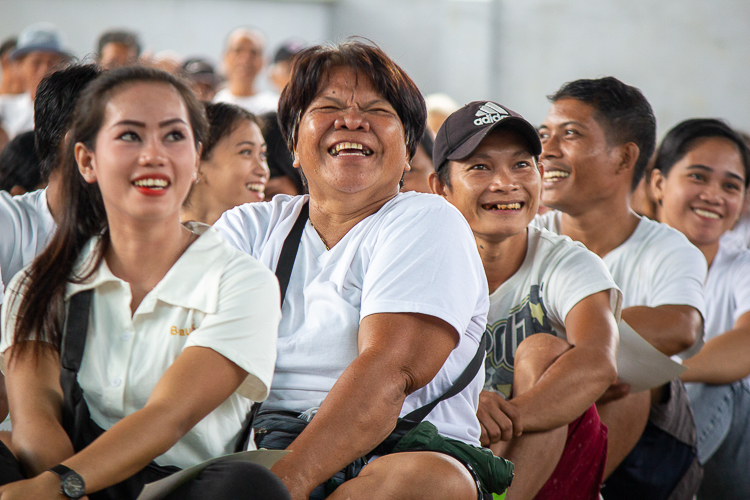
[48, 464, 86, 499]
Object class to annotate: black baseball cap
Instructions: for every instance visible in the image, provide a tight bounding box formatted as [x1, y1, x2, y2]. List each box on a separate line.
[181, 57, 220, 86]
[433, 101, 541, 172]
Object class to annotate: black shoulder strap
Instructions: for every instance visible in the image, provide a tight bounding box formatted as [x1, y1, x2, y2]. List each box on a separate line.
[60, 290, 94, 372]
[240, 202, 310, 449]
[275, 202, 309, 306]
[262, 201, 486, 429]
[400, 330, 488, 424]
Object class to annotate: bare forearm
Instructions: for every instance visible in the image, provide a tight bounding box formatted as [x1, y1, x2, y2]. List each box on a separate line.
[682, 328, 750, 384]
[12, 416, 76, 477]
[512, 347, 616, 431]
[61, 404, 185, 493]
[622, 306, 701, 356]
[272, 351, 407, 495]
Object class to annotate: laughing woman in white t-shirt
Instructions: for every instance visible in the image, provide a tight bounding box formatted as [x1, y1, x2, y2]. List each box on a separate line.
[214, 42, 505, 500]
[650, 118, 750, 500]
[0, 67, 288, 500]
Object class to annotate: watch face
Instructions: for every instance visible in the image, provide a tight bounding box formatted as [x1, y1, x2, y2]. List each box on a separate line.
[61, 472, 86, 499]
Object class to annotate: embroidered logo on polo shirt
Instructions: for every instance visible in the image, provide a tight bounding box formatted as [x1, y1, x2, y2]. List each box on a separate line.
[170, 325, 196, 336]
[474, 102, 509, 126]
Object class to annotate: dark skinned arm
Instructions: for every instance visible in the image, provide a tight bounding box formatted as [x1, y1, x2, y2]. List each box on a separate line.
[270, 312, 459, 500]
[596, 304, 703, 404]
[4, 344, 76, 477]
[621, 305, 703, 356]
[682, 311, 750, 384]
[478, 290, 618, 444]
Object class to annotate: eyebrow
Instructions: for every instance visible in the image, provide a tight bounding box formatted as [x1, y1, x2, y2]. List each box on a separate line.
[112, 118, 188, 128]
[316, 95, 391, 108]
[509, 148, 533, 157]
[687, 164, 745, 183]
[538, 120, 586, 130]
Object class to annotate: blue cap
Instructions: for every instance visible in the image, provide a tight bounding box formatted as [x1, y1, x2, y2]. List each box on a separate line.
[12, 23, 72, 60]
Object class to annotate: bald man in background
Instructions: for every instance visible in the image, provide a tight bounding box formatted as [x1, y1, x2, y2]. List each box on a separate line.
[213, 27, 278, 114]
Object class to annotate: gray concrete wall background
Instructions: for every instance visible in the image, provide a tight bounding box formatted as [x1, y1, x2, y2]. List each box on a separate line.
[1, 0, 332, 92]
[494, 0, 750, 133]
[2, 0, 749, 135]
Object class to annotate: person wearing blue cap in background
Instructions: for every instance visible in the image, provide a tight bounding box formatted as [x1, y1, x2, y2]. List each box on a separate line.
[0, 22, 71, 141]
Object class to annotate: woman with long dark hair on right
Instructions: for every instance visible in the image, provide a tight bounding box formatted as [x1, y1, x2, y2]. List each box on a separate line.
[0, 66, 288, 499]
[650, 118, 750, 499]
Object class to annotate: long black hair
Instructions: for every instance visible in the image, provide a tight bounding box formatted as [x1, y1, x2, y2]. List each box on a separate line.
[9, 66, 207, 362]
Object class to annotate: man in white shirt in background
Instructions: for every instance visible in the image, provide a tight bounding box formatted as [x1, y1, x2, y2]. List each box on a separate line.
[0, 64, 100, 295]
[213, 28, 279, 115]
[535, 76, 706, 499]
[0, 23, 71, 141]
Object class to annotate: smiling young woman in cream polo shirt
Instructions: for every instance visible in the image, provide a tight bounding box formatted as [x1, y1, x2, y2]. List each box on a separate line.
[0, 67, 288, 500]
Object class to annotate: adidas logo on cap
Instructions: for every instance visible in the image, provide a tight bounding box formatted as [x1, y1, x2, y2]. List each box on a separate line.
[473, 102, 509, 126]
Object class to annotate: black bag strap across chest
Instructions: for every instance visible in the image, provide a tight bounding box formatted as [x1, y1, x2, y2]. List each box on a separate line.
[60, 290, 181, 500]
[268, 200, 487, 426]
[59, 289, 94, 436]
[275, 201, 309, 306]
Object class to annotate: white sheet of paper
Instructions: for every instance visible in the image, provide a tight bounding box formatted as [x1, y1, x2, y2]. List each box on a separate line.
[616, 320, 687, 393]
[135, 450, 289, 500]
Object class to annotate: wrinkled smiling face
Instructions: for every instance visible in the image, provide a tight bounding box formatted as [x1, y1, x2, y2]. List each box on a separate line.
[292, 66, 409, 200]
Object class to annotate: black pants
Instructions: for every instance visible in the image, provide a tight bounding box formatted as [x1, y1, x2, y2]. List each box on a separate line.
[0, 440, 289, 500]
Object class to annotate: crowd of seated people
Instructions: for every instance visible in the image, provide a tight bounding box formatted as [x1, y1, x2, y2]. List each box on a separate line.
[0, 19, 747, 500]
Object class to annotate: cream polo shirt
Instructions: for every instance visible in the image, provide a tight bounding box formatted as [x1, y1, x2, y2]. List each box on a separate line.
[1, 223, 280, 469]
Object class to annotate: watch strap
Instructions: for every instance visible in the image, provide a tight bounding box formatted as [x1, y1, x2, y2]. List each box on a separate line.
[49, 464, 75, 477]
[48, 464, 86, 499]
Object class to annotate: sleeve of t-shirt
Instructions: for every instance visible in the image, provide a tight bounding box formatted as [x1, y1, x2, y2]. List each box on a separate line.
[213, 195, 301, 263]
[731, 251, 750, 324]
[543, 241, 623, 327]
[0, 269, 30, 371]
[646, 239, 707, 318]
[213, 206, 259, 256]
[0, 193, 20, 287]
[184, 253, 281, 402]
[359, 199, 487, 343]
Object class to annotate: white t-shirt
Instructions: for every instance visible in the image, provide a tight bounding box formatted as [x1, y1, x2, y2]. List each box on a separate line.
[213, 88, 279, 115]
[703, 243, 750, 343]
[720, 212, 750, 250]
[0, 93, 34, 139]
[0, 188, 57, 300]
[214, 192, 489, 446]
[1, 223, 280, 469]
[533, 211, 707, 315]
[485, 226, 622, 397]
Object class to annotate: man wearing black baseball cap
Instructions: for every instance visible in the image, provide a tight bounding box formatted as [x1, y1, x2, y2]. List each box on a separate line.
[430, 101, 621, 499]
